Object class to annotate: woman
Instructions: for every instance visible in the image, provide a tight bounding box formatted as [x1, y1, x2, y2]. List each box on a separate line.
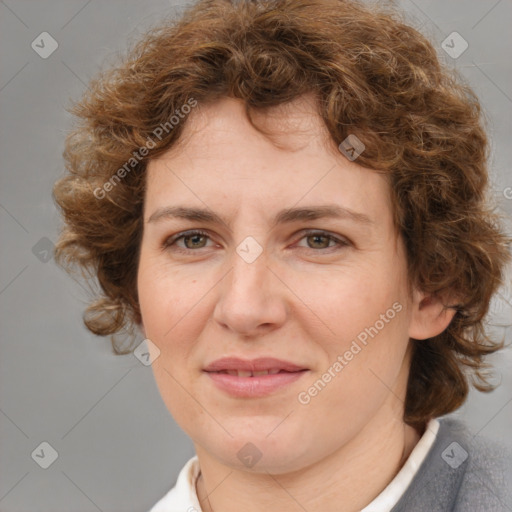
[53, 0, 512, 510]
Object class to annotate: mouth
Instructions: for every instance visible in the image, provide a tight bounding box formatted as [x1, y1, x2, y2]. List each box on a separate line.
[203, 357, 309, 397]
[203, 356, 308, 373]
[209, 368, 301, 377]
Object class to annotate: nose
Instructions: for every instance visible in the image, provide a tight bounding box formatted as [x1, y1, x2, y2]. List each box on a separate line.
[212, 248, 287, 337]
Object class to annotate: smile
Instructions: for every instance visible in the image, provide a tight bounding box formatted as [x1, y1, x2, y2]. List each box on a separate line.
[203, 357, 309, 397]
[213, 369, 285, 377]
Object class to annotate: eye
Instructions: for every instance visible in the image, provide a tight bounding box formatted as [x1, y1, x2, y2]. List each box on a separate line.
[162, 229, 350, 254]
[295, 230, 350, 251]
[162, 230, 214, 252]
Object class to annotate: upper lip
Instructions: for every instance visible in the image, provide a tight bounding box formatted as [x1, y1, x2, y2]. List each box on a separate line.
[203, 357, 307, 372]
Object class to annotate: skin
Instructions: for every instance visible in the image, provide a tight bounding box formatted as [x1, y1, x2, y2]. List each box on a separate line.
[137, 94, 455, 512]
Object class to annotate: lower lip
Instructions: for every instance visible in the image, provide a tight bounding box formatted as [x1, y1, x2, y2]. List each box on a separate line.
[204, 370, 308, 398]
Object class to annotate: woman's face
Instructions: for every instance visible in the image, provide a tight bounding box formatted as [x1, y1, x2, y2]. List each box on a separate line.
[137, 95, 418, 473]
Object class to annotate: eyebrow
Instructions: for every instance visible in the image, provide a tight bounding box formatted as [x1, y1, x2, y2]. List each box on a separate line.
[147, 204, 374, 229]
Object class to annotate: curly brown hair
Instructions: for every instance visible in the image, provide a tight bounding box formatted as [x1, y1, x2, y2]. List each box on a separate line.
[53, 0, 511, 427]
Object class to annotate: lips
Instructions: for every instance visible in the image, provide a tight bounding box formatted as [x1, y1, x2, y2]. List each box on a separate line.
[203, 357, 309, 397]
[215, 368, 282, 377]
[203, 357, 307, 373]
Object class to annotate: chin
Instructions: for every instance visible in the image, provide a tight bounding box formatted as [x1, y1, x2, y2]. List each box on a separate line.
[196, 418, 320, 474]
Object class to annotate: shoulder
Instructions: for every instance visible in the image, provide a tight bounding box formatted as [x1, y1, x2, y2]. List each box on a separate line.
[445, 418, 512, 512]
[392, 417, 512, 512]
[148, 456, 201, 512]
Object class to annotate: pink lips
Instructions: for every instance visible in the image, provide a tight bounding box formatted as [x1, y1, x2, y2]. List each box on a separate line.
[203, 357, 309, 398]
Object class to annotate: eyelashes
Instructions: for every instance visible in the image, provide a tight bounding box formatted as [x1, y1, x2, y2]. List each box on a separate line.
[296, 230, 351, 251]
[162, 229, 213, 252]
[162, 229, 350, 254]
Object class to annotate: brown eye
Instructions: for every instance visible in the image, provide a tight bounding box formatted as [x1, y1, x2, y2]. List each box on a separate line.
[296, 230, 350, 251]
[163, 230, 213, 252]
[182, 233, 208, 249]
[306, 233, 331, 249]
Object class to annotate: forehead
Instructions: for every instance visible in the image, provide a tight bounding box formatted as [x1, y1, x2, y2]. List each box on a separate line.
[176, 94, 331, 152]
[144, 96, 393, 230]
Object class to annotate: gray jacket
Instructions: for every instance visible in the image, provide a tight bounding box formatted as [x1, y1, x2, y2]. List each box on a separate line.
[391, 417, 512, 511]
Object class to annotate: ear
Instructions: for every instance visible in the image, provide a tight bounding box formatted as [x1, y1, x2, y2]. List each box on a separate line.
[408, 288, 458, 340]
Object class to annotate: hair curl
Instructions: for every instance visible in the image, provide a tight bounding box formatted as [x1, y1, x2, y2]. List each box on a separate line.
[53, 0, 511, 427]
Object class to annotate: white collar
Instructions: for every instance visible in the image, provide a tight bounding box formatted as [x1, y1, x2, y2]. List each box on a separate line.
[361, 418, 440, 511]
[149, 418, 440, 512]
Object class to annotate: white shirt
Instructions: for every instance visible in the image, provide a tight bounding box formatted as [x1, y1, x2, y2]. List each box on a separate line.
[150, 418, 440, 512]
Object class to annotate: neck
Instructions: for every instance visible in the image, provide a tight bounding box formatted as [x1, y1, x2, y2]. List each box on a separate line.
[196, 415, 423, 512]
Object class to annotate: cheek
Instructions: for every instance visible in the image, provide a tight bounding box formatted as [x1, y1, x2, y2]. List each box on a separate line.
[298, 311, 410, 437]
[288, 262, 403, 343]
[138, 258, 201, 340]
[295, 261, 410, 392]
[137, 266, 210, 428]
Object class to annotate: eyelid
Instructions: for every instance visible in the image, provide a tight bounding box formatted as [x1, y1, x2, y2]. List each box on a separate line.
[162, 228, 351, 252]
[297, 229, 351, 249]
[162, 229, 213, 250]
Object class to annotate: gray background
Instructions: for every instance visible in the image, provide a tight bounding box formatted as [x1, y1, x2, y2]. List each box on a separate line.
[1, 0, 511, 511]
